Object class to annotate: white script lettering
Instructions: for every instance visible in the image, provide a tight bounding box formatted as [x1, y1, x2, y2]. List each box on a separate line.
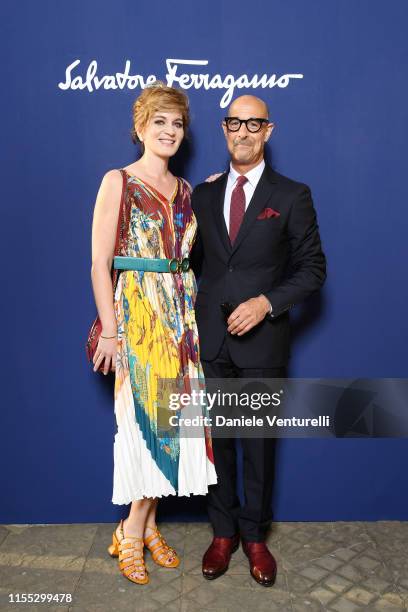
[58, 59, 303, 107]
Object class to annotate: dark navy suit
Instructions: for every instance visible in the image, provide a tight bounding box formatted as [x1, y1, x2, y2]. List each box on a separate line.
[191, 163, 326, 540]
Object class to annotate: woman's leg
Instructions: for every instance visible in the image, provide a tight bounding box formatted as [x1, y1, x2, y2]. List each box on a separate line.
[123, 498, 153, 536]
[117, 497, 154, 580]
[143, 499, 177, 565]
[144, 498, 158, 529]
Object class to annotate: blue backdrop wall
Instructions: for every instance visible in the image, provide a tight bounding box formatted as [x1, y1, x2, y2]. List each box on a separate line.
[1, 0, 407, 523]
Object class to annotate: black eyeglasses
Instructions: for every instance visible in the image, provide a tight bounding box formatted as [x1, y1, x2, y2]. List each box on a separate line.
[224, 117, 270, 133]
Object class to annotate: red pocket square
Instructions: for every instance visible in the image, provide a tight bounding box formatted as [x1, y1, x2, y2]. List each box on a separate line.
[257, 207, 280, 220]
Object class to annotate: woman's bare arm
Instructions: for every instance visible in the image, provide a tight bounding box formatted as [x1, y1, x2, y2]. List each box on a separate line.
[90, 169, 123, 374]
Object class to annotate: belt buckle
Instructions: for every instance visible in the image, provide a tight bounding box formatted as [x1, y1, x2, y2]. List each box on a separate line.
[168, 258, 179, 273]
[180, 257, 190, 272]
[169, 258, 190, 273]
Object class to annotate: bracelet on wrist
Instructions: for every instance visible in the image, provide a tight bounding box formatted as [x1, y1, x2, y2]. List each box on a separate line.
[101, 334, 117, 339]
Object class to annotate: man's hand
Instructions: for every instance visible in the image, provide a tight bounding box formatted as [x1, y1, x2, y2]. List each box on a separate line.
[227, 295, 271, 336]
[205, 172, 225, 183]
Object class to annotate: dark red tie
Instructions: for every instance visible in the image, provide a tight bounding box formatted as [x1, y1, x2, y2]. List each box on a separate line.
[229, 175, 248, 244]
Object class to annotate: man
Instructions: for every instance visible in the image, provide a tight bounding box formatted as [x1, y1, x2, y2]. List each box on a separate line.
[191, 95, 326, 586]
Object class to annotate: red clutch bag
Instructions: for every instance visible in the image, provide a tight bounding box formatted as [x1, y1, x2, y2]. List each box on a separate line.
[85, 170, 127, 372]
[85, 315, 103, 369]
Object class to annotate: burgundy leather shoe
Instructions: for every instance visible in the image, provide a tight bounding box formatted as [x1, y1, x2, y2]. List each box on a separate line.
[242, 540, 277, 586]
[202, 535, 240, 580]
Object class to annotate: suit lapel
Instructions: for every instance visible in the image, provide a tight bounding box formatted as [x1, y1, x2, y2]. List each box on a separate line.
[231, 165, 278, 254]
[211, 173, 231, 254]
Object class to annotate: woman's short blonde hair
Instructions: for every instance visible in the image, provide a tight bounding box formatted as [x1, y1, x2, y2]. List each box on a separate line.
[131, 81, 190, 144]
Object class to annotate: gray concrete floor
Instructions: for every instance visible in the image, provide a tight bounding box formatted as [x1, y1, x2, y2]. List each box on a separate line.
[0, 521, 407, 611]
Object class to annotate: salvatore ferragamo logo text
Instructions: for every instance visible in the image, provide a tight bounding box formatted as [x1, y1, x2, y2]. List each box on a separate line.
[58, 59, 304, 108]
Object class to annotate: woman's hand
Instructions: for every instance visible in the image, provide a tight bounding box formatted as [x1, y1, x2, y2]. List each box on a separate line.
[93, 336, 117, 375]
[205, 172, 224, 183]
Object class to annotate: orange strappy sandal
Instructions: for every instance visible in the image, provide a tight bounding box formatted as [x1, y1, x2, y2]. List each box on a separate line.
[143, 524, 180, 568]
[108, 519, 149, 584]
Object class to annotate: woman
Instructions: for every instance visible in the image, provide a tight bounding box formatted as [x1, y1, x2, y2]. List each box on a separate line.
[91, 82, 217, 585]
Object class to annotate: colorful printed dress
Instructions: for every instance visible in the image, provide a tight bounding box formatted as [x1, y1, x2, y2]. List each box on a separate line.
[112, 169, 217, 504]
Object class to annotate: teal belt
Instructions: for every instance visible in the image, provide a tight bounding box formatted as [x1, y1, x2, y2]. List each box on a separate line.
[114, 256, 190, 273]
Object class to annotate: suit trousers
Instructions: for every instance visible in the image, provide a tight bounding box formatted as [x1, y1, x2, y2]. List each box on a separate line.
[201, 336, 287, 542]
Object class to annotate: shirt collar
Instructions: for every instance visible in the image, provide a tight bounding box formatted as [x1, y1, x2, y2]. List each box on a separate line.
[228, 159, 266, 188]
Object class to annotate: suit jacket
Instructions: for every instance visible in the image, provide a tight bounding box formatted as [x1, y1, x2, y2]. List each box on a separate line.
[190, 163, 326, 368]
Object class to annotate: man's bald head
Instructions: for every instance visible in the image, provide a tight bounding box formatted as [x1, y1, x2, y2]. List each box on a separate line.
[228, 95, 269, 119]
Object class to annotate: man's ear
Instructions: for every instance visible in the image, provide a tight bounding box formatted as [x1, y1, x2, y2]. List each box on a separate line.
[264, 122, 275, 142]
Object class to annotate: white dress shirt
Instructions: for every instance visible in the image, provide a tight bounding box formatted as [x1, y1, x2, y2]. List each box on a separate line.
[223, 159, 266, 229]
[222, 158, 273, 315]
